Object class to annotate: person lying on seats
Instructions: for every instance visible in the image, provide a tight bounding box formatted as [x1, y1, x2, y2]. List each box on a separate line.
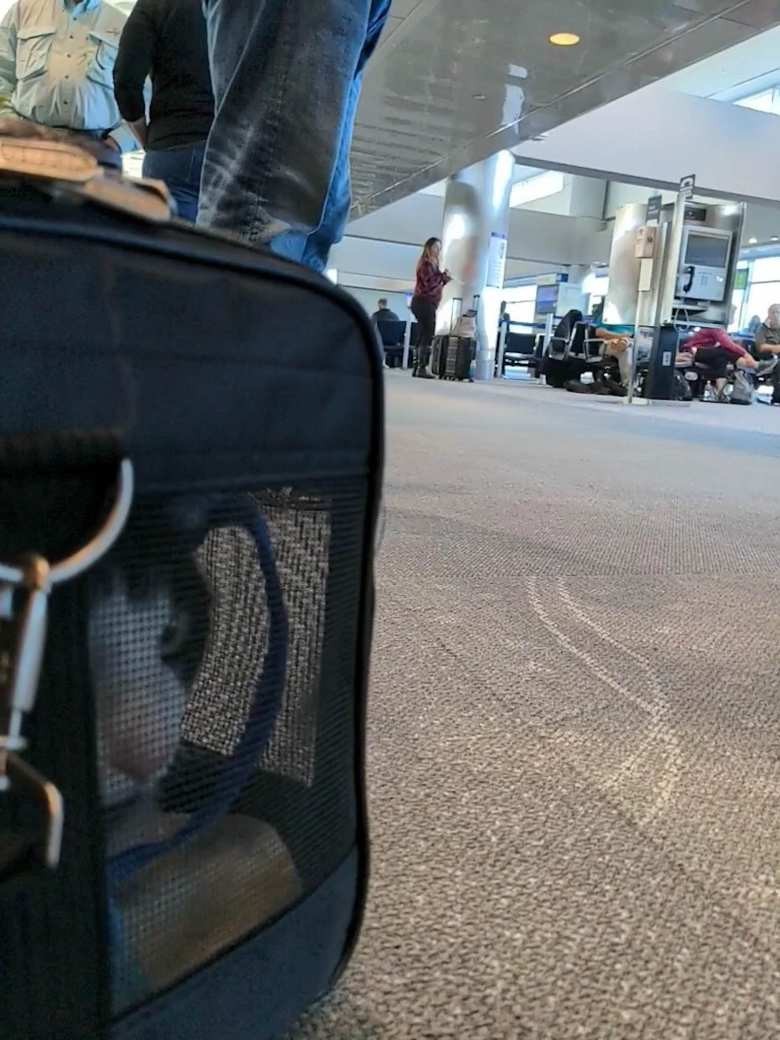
[682, 327, 770, 402]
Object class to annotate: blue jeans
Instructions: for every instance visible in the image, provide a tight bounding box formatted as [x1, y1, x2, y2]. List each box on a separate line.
[197, 0, 390, 271]
[143, 143, 206, 222]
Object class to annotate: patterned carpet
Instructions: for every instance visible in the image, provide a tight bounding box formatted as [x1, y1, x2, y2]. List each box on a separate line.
[290, 378, 780, 1040]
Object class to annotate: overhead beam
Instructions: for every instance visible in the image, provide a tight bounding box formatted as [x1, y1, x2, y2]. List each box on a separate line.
[514, 89, 780, 207]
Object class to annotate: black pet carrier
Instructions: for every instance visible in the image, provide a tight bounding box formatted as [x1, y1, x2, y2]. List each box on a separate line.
[0, 138, 383, 1040]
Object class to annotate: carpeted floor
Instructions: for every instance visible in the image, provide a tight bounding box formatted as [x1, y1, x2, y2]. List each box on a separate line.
[290, 377, 780, 1040]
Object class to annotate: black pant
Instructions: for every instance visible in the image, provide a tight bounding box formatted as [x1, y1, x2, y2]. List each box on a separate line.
[411, 296, 437, 350]
[695, 346, 731, 379]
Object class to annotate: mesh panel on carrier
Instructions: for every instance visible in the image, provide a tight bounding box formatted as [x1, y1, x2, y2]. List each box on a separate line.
[90, 482, 366, 1013]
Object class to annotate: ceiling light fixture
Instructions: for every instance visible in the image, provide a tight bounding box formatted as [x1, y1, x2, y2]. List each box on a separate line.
[472, 93, 487, 101]
[549, 32, 581, 46]
[748, 237, 758, 245]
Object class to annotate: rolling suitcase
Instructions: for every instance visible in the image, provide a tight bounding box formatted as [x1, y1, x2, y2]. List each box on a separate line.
[430, 335, 449, 378]
[0, 139, 383, 1040]
[440, 296, 476, 381]
[430, 296, 461, 380]
[444, 336, 475, 381]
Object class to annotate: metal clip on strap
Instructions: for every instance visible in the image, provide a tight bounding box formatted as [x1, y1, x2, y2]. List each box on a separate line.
[0, 459, 134, 871]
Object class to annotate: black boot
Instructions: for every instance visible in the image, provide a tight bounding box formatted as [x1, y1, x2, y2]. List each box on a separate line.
[417, 345, 435, 379]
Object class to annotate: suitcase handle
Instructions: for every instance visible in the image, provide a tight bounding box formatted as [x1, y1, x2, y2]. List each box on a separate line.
[449, 297, 463, 334]
[107, 496, 289, 885]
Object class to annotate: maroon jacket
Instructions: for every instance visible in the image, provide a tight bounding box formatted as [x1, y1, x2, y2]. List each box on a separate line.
[686, 328, 750, 361]
[414, 260, 450, 306]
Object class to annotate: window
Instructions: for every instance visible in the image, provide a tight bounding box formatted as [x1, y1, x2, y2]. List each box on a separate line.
[502, 285, 537, 326]
[729, 263, 749, 331]
[745, 282, 780, 327]
[742, 258, 780, 330]
[750, 256, 780, 282]
[510, 171, 565, 209]
[736, 87, 780, 116]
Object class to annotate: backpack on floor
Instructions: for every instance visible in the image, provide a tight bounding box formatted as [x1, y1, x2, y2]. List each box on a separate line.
[672, 369, 693, 402]
[729, 370, 754, 405]
[0, 138, 383, 1040]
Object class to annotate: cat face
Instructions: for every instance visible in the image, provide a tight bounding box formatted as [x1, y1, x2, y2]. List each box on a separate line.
[90, 570, 196, 806]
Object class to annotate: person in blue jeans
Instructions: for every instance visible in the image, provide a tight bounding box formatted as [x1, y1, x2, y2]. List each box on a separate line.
[114, 0, 214, 221]
[197, 0, 391, 271]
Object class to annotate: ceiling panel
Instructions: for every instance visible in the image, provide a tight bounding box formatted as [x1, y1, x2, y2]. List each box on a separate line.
[351, 0, 780, 214]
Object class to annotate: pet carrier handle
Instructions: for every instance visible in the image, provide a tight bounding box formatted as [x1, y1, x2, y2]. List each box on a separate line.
[108, 501, 289, 885]
[0, 459, 134, 871]
[449, 297, 463, 335]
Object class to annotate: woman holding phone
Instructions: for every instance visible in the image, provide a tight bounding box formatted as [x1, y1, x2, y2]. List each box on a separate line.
[411, 238, 451, 378]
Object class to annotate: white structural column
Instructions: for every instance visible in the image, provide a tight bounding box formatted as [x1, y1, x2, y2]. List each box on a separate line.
[439, 151, 514, 381]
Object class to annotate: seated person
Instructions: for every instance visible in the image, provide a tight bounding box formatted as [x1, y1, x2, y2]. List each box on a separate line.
[746, 314, 762, 336]
[683, 326, 767, 401]
[590, 327, 632, 386]
[371, 298, 399, 323]
[754, 304, 780, 405]
[371, 299, 404, 368]
[543, 309, 583, 387]
[553, 309, 582, 344]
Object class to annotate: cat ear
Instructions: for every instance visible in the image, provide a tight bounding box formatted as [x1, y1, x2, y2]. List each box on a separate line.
[160, 614, 190, 661]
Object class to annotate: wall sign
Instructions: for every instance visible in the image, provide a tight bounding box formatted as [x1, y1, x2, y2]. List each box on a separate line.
[486, 232, 508, 288]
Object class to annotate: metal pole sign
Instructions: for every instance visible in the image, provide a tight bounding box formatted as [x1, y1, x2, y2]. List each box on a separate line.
[679, 174, 696, 200]
[646, 194, 663, 226]
[402, 319, 412, 370]
[627, 194, 663, 405]
[497, 322, 508, 379]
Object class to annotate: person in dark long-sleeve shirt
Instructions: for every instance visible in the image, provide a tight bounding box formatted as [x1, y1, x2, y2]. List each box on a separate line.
[114, 0, 214, 220]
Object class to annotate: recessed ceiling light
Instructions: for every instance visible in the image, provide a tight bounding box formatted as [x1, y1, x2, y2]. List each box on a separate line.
[772, 236, 779, 242]
[549, 32, 581, 46]
[748, 237, 758, 244]
[472, 93, 487, 101]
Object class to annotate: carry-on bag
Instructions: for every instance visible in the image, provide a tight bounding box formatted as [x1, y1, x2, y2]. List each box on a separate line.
[443, 295, 477, 381]
[0, 138, 383, 1040]
[444, 336, 475, 381]
[729, 370, 754, 405]
[431, 335, 449, 377]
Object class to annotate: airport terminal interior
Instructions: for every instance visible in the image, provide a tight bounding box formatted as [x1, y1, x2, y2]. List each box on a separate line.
[294, 3, 780, 1035]
[0, 0, 778, 1037]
